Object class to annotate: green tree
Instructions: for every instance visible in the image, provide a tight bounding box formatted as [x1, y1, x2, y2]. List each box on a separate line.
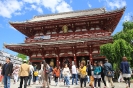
[17, 53, 27, 60]
[100, 21, 133, 74]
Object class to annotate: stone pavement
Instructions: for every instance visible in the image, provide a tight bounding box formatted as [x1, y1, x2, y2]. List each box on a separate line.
[2, 79, 133, 88]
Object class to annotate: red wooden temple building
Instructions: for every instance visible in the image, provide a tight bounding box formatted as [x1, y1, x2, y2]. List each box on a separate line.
[4, 7, 125, 67]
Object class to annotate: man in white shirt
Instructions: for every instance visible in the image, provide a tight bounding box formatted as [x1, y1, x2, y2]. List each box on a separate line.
[71, 63, 78, 85]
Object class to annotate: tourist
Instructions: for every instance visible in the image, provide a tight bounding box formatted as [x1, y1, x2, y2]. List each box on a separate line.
[59, 67, 63, 82]
[42, 60, 50, 88]
[120, 57, 131, 88]
[76, 67, 80, 81]
[0, 63, 3, 87]
[53, 66, 60, 86]
[100, 61, 106, 87]
[103, 59, 115, 88]
[18, 60, 30, 88]
[79, 62, 87, 88]
[12, 65, 19, 84]
[71, 63, 78, 85]
[38, 69, 43, 84]
[62, 64, 70, 87]
[33, 64, 38, 84]
[87, 61, 94, 88]
[93, 62, 101, 88]
[1, 57, 13, 88]
[49, 65, 53, 85]
[27, 62, 34, 86]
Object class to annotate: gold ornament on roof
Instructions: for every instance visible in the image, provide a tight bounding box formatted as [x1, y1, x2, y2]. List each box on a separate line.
[62, 25, 68, 33]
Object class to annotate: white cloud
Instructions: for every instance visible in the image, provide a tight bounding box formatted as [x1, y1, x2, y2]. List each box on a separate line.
[0, 0, 73, 18]
[30, 4, 43, 14]
[41, 0, 73, 13]
[24, 0, 73, 13]
[87, 1, 92, 8]
[56, 1, 73, 13]
[105, 0, 126, 9]
[22, 0, 41, 4]
[36, 7, 43, 14]
[31, 4, 37, 9]
[14, 12, 25, 16]
[0, 0, 23, 18]
[123, 13, 132, 22]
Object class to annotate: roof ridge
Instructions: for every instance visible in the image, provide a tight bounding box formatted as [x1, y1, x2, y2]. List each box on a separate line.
[33, 7, 105, 18]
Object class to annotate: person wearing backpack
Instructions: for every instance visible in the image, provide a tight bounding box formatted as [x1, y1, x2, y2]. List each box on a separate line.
[103, 59, 115, 88]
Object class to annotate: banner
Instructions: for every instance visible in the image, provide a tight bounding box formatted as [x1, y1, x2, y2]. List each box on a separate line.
[34, 35, 51, 40]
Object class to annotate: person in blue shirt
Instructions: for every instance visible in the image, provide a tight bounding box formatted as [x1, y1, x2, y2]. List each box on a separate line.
[93, 62, 101, 88]
[120, 57, 131, 88]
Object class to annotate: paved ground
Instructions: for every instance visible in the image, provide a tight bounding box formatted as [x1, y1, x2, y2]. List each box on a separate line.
[1, 79, 133, 88]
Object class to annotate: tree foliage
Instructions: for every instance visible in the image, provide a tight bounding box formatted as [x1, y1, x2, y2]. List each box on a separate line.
[100, 39, 132, 66]
[17, 53, 27, 60]
[123, 21, 133, 31]
[100, 21, 133, 70]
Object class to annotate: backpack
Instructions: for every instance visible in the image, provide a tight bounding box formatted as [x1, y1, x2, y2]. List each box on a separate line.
[34, 71, 38, 76]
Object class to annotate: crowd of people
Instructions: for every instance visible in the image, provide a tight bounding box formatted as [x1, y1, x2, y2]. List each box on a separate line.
[0, 56, 132, 88]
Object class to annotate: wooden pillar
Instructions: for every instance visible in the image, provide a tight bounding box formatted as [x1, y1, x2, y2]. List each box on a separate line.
[89, 45, 93, 63]
[56, 55, 59, 66]
[74, 54, 77, 66]
[42, 56, 45, 62]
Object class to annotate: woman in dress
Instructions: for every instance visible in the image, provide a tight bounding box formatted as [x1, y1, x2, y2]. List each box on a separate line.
[120, 57, 131, 88]
[13, 65, 19, 84]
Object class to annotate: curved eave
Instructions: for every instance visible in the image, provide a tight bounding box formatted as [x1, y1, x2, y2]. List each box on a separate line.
[4, 36, 113, 55]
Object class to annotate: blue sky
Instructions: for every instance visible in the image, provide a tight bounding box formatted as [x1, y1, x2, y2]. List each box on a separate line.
[0, 0, 132, 55]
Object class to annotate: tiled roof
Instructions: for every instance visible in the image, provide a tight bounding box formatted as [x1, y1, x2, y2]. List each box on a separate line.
[9, 7, 125, 23]
[9, 8, 106, 23]
[28, 8, 105, 22]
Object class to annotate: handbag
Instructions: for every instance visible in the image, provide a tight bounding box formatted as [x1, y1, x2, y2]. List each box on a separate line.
[106, 71, 114, 77]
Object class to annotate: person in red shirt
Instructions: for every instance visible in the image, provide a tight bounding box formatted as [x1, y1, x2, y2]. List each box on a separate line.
[53, 66, 60, 86]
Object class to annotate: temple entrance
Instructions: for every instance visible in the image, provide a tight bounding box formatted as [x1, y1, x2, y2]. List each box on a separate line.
[45, 58, 56, 67]
[77, 56, 89, 67]
[60, 57, 72, 68]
